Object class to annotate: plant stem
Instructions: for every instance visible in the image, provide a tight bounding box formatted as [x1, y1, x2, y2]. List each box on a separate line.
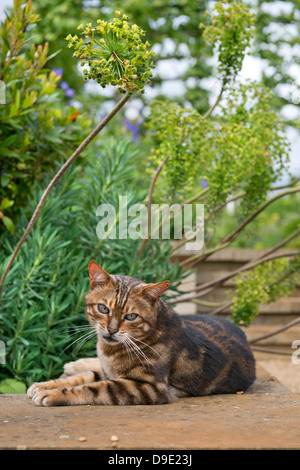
[250, 346, 291, 356]
[168, 285, 216, 305]
[136, 79, 227, 261]
[270, 176, 300, 191]
[221, 186, 300, 246]
[253, 227, 300, 262]
[178, 242, 230, 267]
[203, 79, 226, 119]
[184, 187, 210, 205]
[209, 191, 245, 217]
[250, 316, 300, 344]
[167, 187, 210, 254]
[175, 255, 299, 317]
[136, 155, 169, 260]
[192, 299, 227, 308]
[171, 180, 299, 256]
[180, 186, 300, 267]
[209, 300, 233, 315]
[0, 93, 131, 299]
[171, 250, 298, 304]
[170, 191, 244, 255]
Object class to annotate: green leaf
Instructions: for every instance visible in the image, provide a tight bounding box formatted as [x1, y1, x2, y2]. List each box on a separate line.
[2, 216, 15, 234]
[0, 379, 27, 394]
[9, 89, 21, 117]
[46, 49, 62, 61]
[22, 91, 37, 109]
[0, 198, 14, 210]
[0, 174, 10, 187]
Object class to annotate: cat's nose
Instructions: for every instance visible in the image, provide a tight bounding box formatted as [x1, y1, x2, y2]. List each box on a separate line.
[107, 326, 118, 336]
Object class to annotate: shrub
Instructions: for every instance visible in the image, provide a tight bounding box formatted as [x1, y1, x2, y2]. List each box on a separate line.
[0, 139, 185, 387]
[0, 0, 91, 235]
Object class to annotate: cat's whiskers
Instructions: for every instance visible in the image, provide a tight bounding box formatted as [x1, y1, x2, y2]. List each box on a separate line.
[127, 334, 166, 364]
[125, 335, 154, 369]
[58, 324, 94, 337]
[121, 339, 133, 365]
[72, 303, 86, 312]
[123, 337, 143, 366]
[96, 324, 108, 338]
[123, 337, 147, 370]
[74, 329, 98, 353]
[60, 328, 97, 356]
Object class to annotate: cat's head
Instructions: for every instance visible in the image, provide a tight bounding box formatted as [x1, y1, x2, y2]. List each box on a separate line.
[85, 260, 169, 346]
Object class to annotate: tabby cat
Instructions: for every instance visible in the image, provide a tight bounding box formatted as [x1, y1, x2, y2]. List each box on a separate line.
[27, 260, 256, 406]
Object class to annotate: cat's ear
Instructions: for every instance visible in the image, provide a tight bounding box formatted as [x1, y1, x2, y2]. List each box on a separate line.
[88, 260, 111, 288]
[138, 281, 170, 304]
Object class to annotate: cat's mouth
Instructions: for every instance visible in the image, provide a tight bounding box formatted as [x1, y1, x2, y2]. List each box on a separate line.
[102, 335, 119, 344]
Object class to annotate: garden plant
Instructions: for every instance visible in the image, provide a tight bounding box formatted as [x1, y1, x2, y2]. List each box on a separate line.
[0, 0, 299, 393]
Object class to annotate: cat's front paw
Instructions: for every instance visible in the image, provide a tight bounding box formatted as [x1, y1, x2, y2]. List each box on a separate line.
[62, 359, 85, 377]
[27, 382, 49, 398]
[32, 388, 68, 407]
[62, 358, 101, 377]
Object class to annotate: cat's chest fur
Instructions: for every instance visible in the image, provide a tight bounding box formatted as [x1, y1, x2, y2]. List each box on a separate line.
[97, 343, 121, 379]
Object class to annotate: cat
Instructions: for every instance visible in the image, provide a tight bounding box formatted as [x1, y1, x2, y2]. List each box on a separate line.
[27, 260, 256, 406]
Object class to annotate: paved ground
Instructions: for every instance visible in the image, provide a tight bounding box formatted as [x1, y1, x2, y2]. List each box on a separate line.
[257, 357, 300, 393]
[0, 365, 299, 450]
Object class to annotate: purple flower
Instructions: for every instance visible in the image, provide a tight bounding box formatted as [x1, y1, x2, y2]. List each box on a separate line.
[60, 81, 70, 91]
[52, 67, 63, 77]
[59, 80, 75, 101]
[65, 88, 75, 98]
[124, 119, 140, 142]
[201, 179, 208, 189]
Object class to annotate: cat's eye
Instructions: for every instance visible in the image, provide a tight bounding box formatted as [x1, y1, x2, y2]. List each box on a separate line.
[97, 303, 109, 314]
[124, 313, 138, 321]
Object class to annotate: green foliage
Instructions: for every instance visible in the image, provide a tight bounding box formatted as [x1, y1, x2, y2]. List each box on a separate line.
[0, 0, 92, 235]
[0, 378, 27, 394]
[210, 193, 300, 250]
[146, 99, 207, 202]
[146, 82, 289, 218]
[25, 0, 300, 118]
[144, 2, 288, 214]
[202, 0, 256, 81]
[229, 256, 300, 326]
[66, 11, 154, 94]
[31, 0, 211, 112]
[0, 140, 186, 386]
[251, 0, 300, 117]
[204, 82, 290, 215]
[0, 0, 298, 387]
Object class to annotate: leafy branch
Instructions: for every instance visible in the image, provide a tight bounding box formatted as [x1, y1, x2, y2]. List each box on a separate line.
[0, 9, 154, 298]
[0, 93, 130, 297]
[179, 186, 300, 268]
[169, 249, 298, 305]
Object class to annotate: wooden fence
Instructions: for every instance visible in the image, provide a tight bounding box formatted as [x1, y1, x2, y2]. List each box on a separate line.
[172, 248, 300, 348]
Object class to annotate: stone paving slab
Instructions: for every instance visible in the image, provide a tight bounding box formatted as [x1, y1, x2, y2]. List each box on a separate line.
[0, 366, 299, 450]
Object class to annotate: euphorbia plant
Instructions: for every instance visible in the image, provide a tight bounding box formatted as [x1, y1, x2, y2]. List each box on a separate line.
[136, 0, 300, 341]
[0, 5, 154, 297]
[66, 11, 154, 94]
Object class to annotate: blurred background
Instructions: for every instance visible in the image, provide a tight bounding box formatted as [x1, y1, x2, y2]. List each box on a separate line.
[1, 0, 300, 181]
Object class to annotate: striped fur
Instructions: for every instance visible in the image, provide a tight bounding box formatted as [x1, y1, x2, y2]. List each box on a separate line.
[28, 261, 256, 406]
